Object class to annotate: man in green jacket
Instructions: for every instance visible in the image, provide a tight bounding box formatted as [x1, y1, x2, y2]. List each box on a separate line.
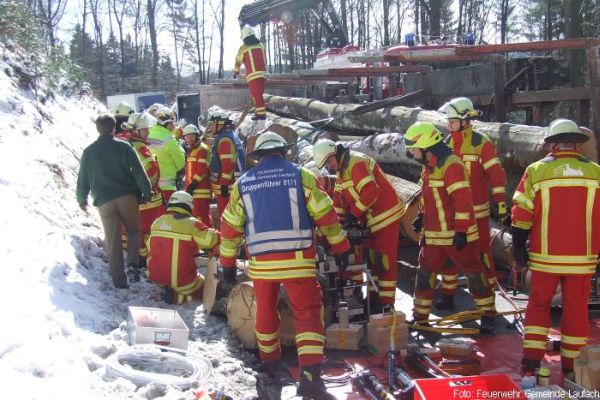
[77, 113, 152, 288]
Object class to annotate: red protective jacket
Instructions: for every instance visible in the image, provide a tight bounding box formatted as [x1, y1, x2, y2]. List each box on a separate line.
[234, 43, 267, 82]
[512, 150, 600, 274]
[449, 127, 507, 218]
[335, 151, 403, 233]
[421, 153, 479, 245]
[185, 142, 211, 200]
[211, 135, 237, 190]
[147, 207, 220, 288]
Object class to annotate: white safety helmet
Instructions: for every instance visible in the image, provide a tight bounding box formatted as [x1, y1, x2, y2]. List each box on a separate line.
[248, 131, 291, 158]
[168, 191, 193, 212]
[182, 124, 201, 136]
[241, 25, 255, 40]
[312, 139, 337, 169]
[544, 119, 589, 144]
[155, 107, 174, 125]
[147, 103, 163, 116]
[121, 112, 156, 131]
[445, 97, 480, 120]
[114, 101, 135, 117]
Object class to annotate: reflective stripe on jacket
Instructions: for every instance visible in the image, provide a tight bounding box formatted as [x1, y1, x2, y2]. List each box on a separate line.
[148, 125, 185, 191]
[234, 43, 267, 82]
[147, 207, 220, 287]
[421, 153, 479, 245]
[335, 151, 404, 234]
[210, 130, 246, 188]
[449, 127, 507, 218]
[511, 150, 600, 274]
[220, 156, 350, 280]
[185, 142, 211, 199]
[239, 156, 314, 255]
[117, 132, 163, 210]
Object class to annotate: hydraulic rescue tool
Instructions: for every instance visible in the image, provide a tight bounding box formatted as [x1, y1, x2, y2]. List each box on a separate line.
[352, 369, 396, 400]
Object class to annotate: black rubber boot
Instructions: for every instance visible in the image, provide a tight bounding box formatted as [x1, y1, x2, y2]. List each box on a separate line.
[521, 358, 541, 374]
[297, 364, 328, 399]
[480, 315, 496, 334]
[435, 293, 455, 310]
[161, 287, 175, 304]
[126, 263, 141, 283]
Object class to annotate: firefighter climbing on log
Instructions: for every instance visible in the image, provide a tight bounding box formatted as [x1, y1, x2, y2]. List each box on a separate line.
[233, 26, 267, 121]
[404, 121, 497, 334]
[511, 119, 600, 377]
[436, 97, 508, 310]
[313, 138, 404, 314]
[219, 132, 350, 398]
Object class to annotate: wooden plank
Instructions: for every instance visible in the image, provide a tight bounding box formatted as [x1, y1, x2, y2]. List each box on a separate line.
[456, 38, 600, 55]
[494, 58, 507, 122]
[471, 87, 591, 106]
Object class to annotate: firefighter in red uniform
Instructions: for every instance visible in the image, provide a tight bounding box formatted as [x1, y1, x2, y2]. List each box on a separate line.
[512, 119, 600, 375]
[182, 124, 213, 227]
[233, 26, 267, 120]
[313, 139, 404, 313]
[220, 132, 350, 398]
[436, 97, 508, 309]
[208, 110, 245, 219]
[147, 191, 220, 304]
[404, 122, 497, 333]
[117, 112, 166, 280]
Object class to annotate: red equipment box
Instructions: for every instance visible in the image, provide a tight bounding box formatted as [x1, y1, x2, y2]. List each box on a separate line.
[414, 374, 526, 400]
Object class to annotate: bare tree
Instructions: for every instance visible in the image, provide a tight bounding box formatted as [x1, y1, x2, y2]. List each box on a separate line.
[36, 0, 67, 46]
[109, 0, 128, 89]
[89, 0, 105, 97]
[147, 0, 160, 88]
[564, 0, 585, 86]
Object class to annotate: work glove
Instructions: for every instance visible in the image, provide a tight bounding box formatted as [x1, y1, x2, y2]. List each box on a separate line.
[232, 73, 238, 79]
[510, 226, 530, 267]
[220, 185, 229, 197]
[186, 181, 198, 196]
[453, 232, 467, 251]
[491, 201, 507, 221]
[412, 212, 424, 233]
[502, 214, 512, 228]
[345, 212, 359, 227]
[334, 250, 351, 272]
[222, 267, 237, 285]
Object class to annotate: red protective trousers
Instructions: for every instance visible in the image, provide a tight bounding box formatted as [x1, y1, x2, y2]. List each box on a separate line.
[161, 189, 175, 205]
[364, 220, 401, 305]
[248, 77, 266, 118]
[215, 195, 229, 220]
[254, 278, 325, 367]
[523, 271, 592, 370]
[440, 216, 497, 295]
[413, 243, 496, 320]
[193, 198, 212, 227]
[121, 204, 166, 259]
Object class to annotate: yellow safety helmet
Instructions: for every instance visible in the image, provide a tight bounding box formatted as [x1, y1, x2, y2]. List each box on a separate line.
[312, 139, 337, 169]
[404, 122, 444, 149]
[544, 119, 589, 143]
[241, 25, 255, 40]
[446, 97, 480, 120]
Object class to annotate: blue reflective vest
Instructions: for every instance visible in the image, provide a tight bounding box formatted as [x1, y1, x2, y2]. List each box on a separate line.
[238, 156, 314, 256]
[210, 130, 246, 177]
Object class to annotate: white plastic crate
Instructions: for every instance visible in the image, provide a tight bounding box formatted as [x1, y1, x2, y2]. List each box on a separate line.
[127, 306, 189, 350]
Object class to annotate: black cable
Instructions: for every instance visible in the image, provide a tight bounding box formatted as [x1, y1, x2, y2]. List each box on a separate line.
[320, 358, 355, 386]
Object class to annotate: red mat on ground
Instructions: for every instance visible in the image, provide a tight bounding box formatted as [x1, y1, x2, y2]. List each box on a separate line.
[284, 317, 600, 399]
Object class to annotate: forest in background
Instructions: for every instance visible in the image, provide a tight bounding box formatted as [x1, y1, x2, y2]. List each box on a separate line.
[2, 0, 599, 101]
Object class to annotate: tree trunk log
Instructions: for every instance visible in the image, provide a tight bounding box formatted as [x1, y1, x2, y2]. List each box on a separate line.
[263, 94, 598, 168]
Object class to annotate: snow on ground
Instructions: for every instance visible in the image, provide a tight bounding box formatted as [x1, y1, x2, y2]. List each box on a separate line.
[0, 44, 259, 400]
